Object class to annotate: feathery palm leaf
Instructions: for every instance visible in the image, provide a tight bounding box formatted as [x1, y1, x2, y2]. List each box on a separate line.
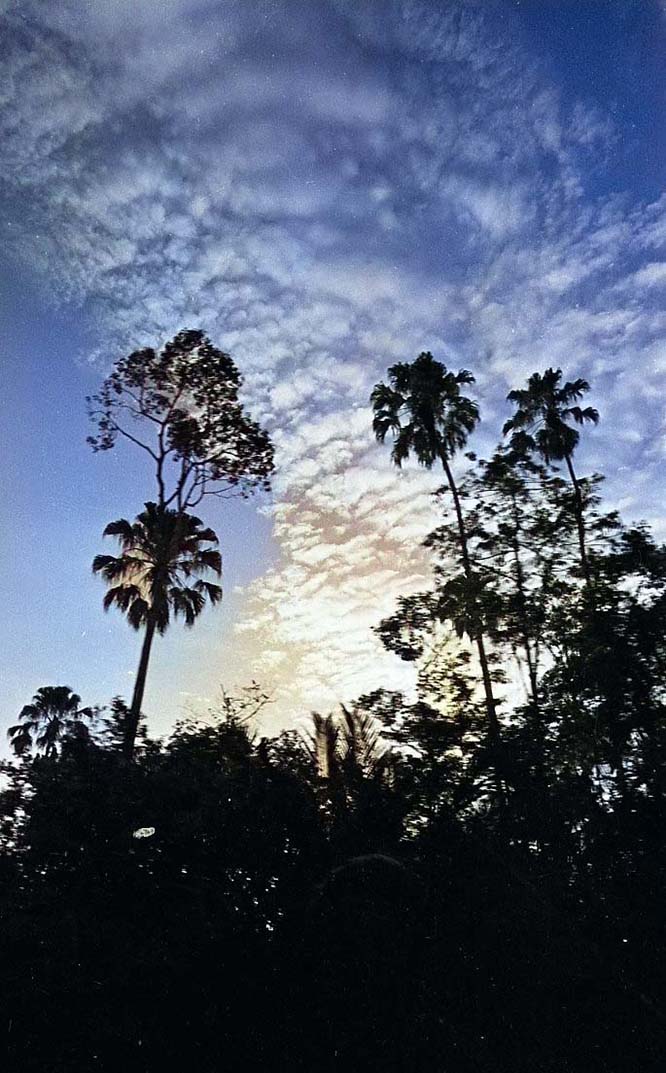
[8, 685, 94, 757]
[371, 353, 479, 469]
[504, 368, 598, 464]
[93, 502, 223, 635]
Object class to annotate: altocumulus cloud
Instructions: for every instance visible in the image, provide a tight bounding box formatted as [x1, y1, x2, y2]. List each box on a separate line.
[2, 0, 666, 724]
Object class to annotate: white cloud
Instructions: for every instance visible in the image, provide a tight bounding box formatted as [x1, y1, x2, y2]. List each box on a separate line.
[631, 262, 666, 288]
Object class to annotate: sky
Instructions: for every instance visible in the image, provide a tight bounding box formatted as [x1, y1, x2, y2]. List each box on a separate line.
[1, 0, 665, 742]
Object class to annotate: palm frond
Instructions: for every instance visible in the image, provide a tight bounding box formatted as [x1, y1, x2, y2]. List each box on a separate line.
[169, 586, 206, 626]
[102, 518, 135, 546]
[193, 579, 223, 604]
[127, 597, 151, 630]
[177, 548, 222, 577]
[7, 725, 34, 756]
[92, 554, 147, 583]
[455, 368, 476, 386]
[561, 376, 590, 401]
[565, 405, 599, 426]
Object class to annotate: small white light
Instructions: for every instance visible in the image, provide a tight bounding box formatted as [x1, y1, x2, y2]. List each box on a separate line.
[133, 826, 155, 839]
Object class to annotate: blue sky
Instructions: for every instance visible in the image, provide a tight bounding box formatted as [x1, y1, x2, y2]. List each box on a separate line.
[1, 0, 665, 740]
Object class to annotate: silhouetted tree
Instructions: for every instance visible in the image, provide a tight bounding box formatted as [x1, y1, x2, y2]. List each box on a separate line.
[371, 353, 501, 746]
[473, 450, 551, 713]
[4, 350, 666, 1073]
[305, 704, 389, 783]
[87, 329, 274, 511]
[92, 502, 222, 757]
[7, 686, 95, 758]
[504, 369, 599, 586]
[300, 705, 402, 858]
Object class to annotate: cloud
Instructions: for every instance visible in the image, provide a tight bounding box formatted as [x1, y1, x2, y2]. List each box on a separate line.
[2, 0, 666, 728]
[630, 262, 666, 288]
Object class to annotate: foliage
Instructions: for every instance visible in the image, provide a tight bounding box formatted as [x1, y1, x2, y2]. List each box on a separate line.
[87, 329, 274, 511]
[93, 501, 222, 633]
[7, 686, 95, 758]
[371, 352, 479, 470]
[503, 368, 599, 464]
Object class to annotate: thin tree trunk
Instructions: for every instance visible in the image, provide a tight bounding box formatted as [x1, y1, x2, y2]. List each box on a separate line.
[440, 454, 472, 575]
[440, 454, 501, 743]
[475, 634, 501, 744]
[125, 614, 157, 759]
[507, 498, 550, 794]
[564, 453, 591, 587]
[509, 495, 540, 716]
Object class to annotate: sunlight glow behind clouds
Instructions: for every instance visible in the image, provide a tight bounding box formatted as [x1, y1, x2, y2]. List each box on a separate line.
[2, 0, 665, 729]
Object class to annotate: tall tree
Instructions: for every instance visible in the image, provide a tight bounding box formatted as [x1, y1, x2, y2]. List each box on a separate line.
[92, 502, 222, 757]
[503, 369, 599, 586]
[371, 352, 501, 743]
[87, 329, 274, 511]
[473, 449, 556, 716]
[7, 686, 94, 758]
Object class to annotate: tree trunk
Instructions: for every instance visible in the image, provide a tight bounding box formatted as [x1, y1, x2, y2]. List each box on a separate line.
[125, 615, 157, 759]
[440, 454, 472, 575]
[440, 454, 501, 743]
[509, 495, 541, 716]
[564, 453, 592, 588]
[475, 634, 502, 744]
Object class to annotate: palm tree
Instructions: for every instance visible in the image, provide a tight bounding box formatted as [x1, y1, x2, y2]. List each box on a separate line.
[371, 352, 501, 743]
[93, 502, 222, 758]
[8, 686, 94, 758]
[503, 368, 599, 586]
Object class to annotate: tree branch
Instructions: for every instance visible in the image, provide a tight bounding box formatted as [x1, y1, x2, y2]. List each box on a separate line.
[110, 420, 159, 461]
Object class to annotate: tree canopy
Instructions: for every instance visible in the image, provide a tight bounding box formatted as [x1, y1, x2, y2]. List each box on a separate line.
[87, 329, 275, 511]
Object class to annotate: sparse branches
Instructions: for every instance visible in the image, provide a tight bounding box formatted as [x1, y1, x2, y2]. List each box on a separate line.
[208, 681, 274, 727]
[87, 329, 275, 512]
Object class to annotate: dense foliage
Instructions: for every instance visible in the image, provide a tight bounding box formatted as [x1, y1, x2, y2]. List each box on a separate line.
[2, 348, 665, 1071]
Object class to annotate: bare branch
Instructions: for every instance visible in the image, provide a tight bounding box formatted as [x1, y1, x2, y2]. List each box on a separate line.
[111, 421, 159, 461]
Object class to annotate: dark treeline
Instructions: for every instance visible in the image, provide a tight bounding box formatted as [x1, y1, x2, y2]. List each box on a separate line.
[1, 336, 665, 1071]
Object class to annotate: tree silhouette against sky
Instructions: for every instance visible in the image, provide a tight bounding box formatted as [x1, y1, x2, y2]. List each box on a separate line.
[7, 685, 94, 758]
[371, 352, 501, 746]
[87, 329, 274, 512]
[503, 368, 599, 588]
[93, 502, 222, 757]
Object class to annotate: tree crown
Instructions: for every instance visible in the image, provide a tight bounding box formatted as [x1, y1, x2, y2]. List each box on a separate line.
[503, 367, 599, 463]
[87, 329, 274, 511]
[7, 685, 94, 757]
[92, 501, 223, 634]
[371, 352, 479, 469]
